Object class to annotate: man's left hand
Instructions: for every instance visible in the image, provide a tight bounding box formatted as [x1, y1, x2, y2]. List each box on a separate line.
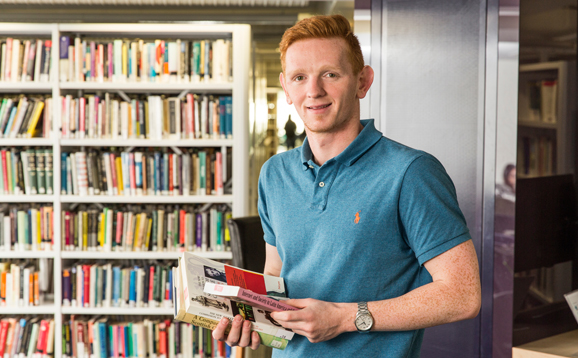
[270, 298, 355, 343]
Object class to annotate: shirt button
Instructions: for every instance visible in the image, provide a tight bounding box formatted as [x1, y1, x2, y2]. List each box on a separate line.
[309, 165, 314, 169]
[319, 182, 325, 187]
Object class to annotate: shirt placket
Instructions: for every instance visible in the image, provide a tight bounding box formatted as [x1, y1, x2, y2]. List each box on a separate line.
[311, 161, 337, 211]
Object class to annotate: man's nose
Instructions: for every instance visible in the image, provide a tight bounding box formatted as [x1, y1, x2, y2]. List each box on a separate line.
[306, 77, 326, 98]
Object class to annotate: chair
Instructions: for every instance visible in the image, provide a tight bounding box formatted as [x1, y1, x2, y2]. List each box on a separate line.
[227, 216, 266, 273]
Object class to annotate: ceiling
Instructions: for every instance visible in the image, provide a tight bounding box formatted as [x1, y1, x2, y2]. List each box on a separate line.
[520, 0, 577, 63]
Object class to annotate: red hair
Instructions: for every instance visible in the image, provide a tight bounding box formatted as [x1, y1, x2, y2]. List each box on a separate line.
[279, 14, 364, 74]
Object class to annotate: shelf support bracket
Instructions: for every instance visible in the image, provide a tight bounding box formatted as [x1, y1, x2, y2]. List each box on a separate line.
[170, 146, 183, 155]
[177, 89, 190, 100]
[116, 90, 132, 103]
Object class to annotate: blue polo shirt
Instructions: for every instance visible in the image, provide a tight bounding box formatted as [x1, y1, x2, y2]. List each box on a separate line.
[258, 119, 471, 357]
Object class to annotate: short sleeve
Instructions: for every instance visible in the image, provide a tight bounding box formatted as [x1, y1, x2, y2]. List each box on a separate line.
[399, 154, 471, 265]
[258, 162, 277, 247]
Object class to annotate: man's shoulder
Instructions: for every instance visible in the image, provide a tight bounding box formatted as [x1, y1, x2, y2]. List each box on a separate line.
[373, 136, 432, 167]
[260, 148, 303, 177]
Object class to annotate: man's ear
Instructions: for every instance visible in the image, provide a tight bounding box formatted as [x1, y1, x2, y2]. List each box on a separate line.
[279, 72, 293, 105]
[356, 66, 374, 99]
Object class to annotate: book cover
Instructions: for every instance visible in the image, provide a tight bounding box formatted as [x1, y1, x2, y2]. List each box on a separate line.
[204, 282, 297, 313]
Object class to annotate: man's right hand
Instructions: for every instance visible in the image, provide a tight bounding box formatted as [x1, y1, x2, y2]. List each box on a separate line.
[212, 315, 261, 350]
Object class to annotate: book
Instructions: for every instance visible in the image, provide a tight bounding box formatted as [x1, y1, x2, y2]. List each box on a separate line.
[176, 252, 294, 343]
[203, 282, 297, 313]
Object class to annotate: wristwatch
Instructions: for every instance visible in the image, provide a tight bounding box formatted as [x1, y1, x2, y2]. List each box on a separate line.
[354, 302, 374, 333]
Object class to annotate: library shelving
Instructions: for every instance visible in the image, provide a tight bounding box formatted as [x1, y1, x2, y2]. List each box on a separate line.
[0, 22, 250, 358]
[517, 61, 576, 178]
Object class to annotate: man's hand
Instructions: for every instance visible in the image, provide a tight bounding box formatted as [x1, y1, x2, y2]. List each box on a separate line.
[270, 299, 355, 343]
[211, 315, 261, 350]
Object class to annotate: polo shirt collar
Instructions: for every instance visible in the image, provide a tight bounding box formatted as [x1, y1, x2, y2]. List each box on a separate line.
[301, 119, 382, 170]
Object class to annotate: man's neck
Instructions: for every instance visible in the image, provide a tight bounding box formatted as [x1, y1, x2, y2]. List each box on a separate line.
[307, 119, 364, 166]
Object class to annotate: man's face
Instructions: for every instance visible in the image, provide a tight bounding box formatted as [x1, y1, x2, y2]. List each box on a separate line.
[280, 37, 371, 135]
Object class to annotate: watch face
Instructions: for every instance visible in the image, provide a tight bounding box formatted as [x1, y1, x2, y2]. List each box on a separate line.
[355, 314, 373, 331]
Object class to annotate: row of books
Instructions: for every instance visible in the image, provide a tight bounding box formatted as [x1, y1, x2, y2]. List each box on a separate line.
[60, 147, 231, 197]
[62, 261, 174, 309]
[1, 205, 54, 252]
[62, 316, 234, 358]
[60, 94, 232, 140]
[62, 204, 232, 253]
[0, 148, 54, 196]
[59, 37, 232, 84]
[0, 260, 49, 307]
[0, 96, 51, 139]
[0, 317, 55, 358]
[522, 79, 558, 123]
[0, 38, 53, 83]
[518, 135, 556, 177]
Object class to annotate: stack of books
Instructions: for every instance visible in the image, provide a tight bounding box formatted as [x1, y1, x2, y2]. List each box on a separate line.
[0, 148, 53, 196]
[0, 317, 55, 357]
[174, 252, 298, 350]
[61, 315, 230, 358]
[60, 147, 231, 197]
[62, 261, 174, 309]
[0, 38, 52, 82]
[0, 260, 49, 307]
[0, 96, 51, 139]
[62, 204, 231, 253]
[59, 94, 232, 140]
[59, 36, 232, 84]
[1, 205, 54, 251]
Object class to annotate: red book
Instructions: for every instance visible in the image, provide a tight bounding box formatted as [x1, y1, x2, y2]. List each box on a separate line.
[179, 209, 185, 250]
[186, 93, 194, 138]
[204, 282, 297, 312]
[35, 319, 49, 354]
[115, 211, 123, 247]
[148, 266, 155, 304]
[0, 319, 9, 357]
[1, 150, 8, 193]
[158, 322, 167, 355]
[168, 153, 174, 193]
[79, 97, 86, 137]
[119, 325, 125, 358]
[108, 43, 113, 82]
[64, 212, 71, 248]
[109, 153, 118, 195]
[83, 265, 90, 307]
[224, 265, 267, 295]
[129, 152, 136, 195]
[215, 151, 223, 195]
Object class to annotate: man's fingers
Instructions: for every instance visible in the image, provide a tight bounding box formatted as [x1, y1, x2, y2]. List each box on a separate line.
[225, 315, 244, 346]
[212, 317, 229, 341]
[250, 331, 261, 350]
[238, 320, 253, 347]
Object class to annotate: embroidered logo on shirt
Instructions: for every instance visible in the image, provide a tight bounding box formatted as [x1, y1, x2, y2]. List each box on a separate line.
[355, 211, 361, 224]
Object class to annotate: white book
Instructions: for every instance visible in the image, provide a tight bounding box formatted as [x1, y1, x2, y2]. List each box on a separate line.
[34, 40, 42, 82]
[10, 39, 20, 82]
[23, 267, 30, 306]
[20, 151, 30, 195]
[3, 216, 11, 251]
[11, 265, 20, 306]
[103, 153, 113, 196]
[5, 273, 12, 306]
[112, 100, 119, 139]
[87, 96, 95, 138]
[182, 154, 190, 196]
[105, 209, 113, 252]
[30, 209, 38, 251]
[135, 267, 143, 307]
[27, 322, 40, 358]
[45, 320, 55, 358]
[200, 96, 207, 138]
[168, 323, 175, 358]
[75, 151, 88, 196]
[105, 263, 112, 307]
[139, 40, 148, 83]
[74, 37, 82, 82]
[120, 101, 129, 140]
[0, 42, 6, 82]
[70, 153, 78, 195]
[89, 265, 96, 307]
[9, 98, 29, 138]
[68, 44, 74, 83]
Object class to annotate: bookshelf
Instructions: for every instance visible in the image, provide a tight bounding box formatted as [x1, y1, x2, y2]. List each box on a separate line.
[0, 22, 250, 358]
[517, 61, 576, 178]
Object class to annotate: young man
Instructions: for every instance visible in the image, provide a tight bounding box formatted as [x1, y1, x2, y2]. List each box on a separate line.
[213, 14, 481, 357]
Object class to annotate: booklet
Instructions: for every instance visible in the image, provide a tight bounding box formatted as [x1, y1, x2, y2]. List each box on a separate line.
[564, 288, 578, 324]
